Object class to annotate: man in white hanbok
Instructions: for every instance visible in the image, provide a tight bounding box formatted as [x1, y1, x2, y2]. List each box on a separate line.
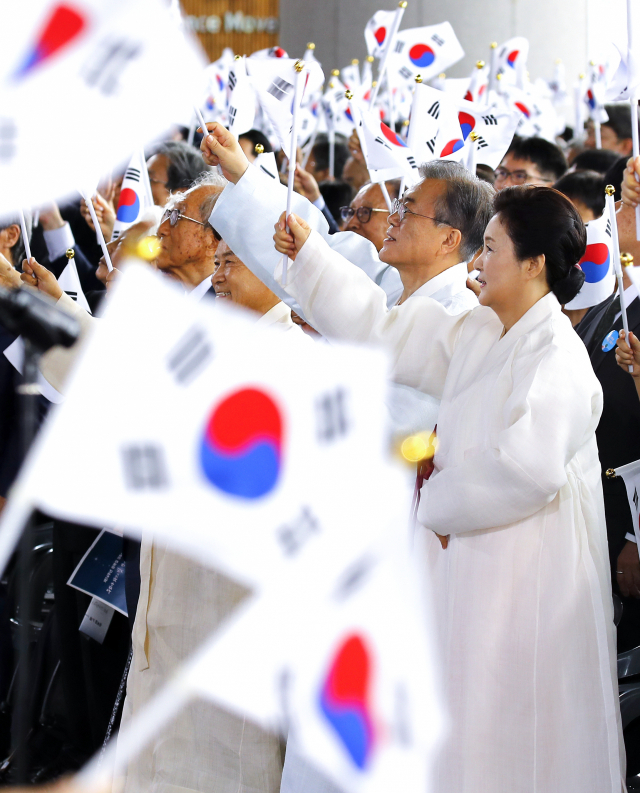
[268, 186, 624, 792]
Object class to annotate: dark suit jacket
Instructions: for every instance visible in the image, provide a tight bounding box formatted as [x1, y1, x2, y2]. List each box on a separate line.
[48, 245, 105, 296]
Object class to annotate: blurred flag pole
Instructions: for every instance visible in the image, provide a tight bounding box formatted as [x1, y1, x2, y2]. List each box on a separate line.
[606, 184, 632, 371]
[627, 0, 640, 240]
[80, 191, 114, 272]
[18, 210, 32, 263]
[369, 1, 407, 110]
[402, 74, 423, 197]
[574, 74, 586, 145]
[282, 60, 307, 287]
[486, 42, 498, 105]
[594, 120, 602, 148]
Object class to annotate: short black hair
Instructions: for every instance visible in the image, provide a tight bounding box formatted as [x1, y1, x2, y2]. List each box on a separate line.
[602, 155, 628, 201]
[311, 135, 350, 178]
[569, 148, 620, 174]
[319, 180, 354, 225]
[151, 140, 211, 192]
[238, 129, 273, 154]
[554, 170, 606, 218]
[506, 135, 568, 181]
[493, 186, 586, 304]
[418, 160, 495, 260]
[603, 103, 637, 141]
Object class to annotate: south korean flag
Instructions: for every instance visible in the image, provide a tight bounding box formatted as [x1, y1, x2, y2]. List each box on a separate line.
[406, 83, 465, 165]
[564, 211, 615, 310]
[358, 109, 419, 185]
[388, 22, 464, 85]
[226, 56, 256, 138]
[612, 458, 640, 546]
[364, 10, 398, 59]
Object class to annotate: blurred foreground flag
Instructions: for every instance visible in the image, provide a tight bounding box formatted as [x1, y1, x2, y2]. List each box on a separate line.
[0, 0, 207, 216]
[364, 10, 398, 59]
[494, 36, 529, 87]
[564, 210, 615, 310]
[4, 265, 394, 591]
[110, 149, 152, 240]
[388, 22, 464, 84]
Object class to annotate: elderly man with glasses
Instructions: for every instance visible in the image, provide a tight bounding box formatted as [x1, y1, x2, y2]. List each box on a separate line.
[340, 180, 400, 252]
[156, 173, 225, 300]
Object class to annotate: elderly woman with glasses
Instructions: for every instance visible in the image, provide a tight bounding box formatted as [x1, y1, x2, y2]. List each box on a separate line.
[272, 185, 624, 793]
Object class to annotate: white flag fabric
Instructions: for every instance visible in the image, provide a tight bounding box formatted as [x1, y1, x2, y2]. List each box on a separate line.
[612, 458, 640, 546]
[564, 210, 616, 310]
[253, 151, 279, 181]
[227, 57, 256, 138]
[494, 36, 529, 88]
[364, 10, 398, 59]
[455, 102, 521, 169]
[406, 83, 466, 164]
[111, 149, 152, 241]
[0, 0, 206, 216]
[323, 78, 357, 139]
[358, 109, 419, 184]
[387, 22, 464, 85]
[341, 64, 361, 92]
[6, 265, 393, 591]
[464, 63, 489, 103]
[497, 83, 561, 142]
[605, 44, 639, 101]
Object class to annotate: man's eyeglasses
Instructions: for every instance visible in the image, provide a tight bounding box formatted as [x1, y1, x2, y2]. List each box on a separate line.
[391, 198, 447, 224]
[493, 167, 553, 185]
[160, 208, 221, 239]
[340, 206, 388, 224]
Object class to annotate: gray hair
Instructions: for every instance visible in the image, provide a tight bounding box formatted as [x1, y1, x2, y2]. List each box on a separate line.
[164, 171, 226, 228]
[0, 209, 31, 267]
[418, 161, 495, 260]
[151, 140, 212, 193]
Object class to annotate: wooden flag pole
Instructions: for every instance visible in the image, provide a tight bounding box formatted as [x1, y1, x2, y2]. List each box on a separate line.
[282, 60, 306, 287]
[369, 1, 407, 110]
[606, 184, 632, 371]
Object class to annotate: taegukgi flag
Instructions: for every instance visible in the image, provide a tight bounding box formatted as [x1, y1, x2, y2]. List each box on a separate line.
[364, 10, 398, 59]
[387, 22, 464, 85]
[610, 458, 640, 546]
[564, 210, 615, 310]
[358, 108, 419, 184]
[111, 148, 152, 240]
[493, 36, 529, 87]
[226, 56, 256, 137]
[2, 264, 395, 593]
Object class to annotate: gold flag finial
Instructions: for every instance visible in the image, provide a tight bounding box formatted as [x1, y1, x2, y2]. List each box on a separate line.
[415, 74, 423, 83]
[254, 143, 264, 155]
[345, 89, 354, 100]
[605, 468, 617, 479]
[136, 236, 161, 262]
[372, 80, 378, 88]
[331, 68, 340, 77]
[589, 59, 596, 66]
[439, 72, 446, 79]
[367, 55, 375, 63]
[579, 72, 586, 79]
[403, 118, 410, 127]
[490, 41, 498, 49]
[476, 60, 486, 69]
[398, 0, 408, 7]
[470, 131, 479, 142]
[351, 58, 359, 65]
[555, 58, 562, 64]
[399, 431, 438, 464]
[496, 73, 503, 81]
[621, 252, 634, 267]
[66, 248, 75, 259]
[234, 54, 241, 60]
[294, 60, 305, 72]
[605, 184, 616, 196]
[306, 42, 315, 50]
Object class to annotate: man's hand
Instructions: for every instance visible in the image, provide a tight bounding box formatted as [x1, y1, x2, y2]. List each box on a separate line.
[622, 156, 640, 208]
[21, 259, 63, 301]
[294, 164, 321, 202]
[38, 202, 66, 232]
[616, 330, 640, 377]
[617, 540, 640, 598]
[348, 129, 364, 162]
[81, 192, 115, 241]
[0, 252, 21, 290]
[199, 122, 250, 184]
[273, 212, 312, 261]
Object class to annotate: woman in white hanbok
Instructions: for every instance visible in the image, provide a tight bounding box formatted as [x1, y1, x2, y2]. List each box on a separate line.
[270, 185, 625, 793]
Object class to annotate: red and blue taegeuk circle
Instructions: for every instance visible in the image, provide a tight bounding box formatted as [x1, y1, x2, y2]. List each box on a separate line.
[381, 122, 407, 147]
[200, 387, 283, 499]
[374, 26, 387, 46]
[14, 3, 87, 79]
[579, 242, 610, 283]
[514, 101, 531, 118]
[440, 139, 464, 156]
[319, 634, 376, 769]
[116, 188, 141, 224]
[458, 111, 476, 140]
[409, 43, 435, 69]
[507, 50, 519, 68]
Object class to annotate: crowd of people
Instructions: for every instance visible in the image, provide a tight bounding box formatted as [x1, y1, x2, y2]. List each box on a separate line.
[1, 61, 640, 791]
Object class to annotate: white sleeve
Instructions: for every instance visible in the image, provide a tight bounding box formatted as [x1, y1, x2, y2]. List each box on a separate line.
[281, 229, 469, 398]
[419, 342, 599, 534]
[626, 532, 638, 543]
[43, 223, 75, 262]
[39, 292, 95, 394]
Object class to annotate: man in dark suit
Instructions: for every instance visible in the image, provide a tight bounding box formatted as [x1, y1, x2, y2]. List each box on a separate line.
[575, 201, 640, 652]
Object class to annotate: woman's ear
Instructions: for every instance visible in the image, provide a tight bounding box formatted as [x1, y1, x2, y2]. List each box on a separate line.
[525, 253, 546, 280]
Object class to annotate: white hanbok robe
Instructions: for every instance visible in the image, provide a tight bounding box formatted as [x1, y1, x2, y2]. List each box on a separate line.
[275, 230, 624, 793]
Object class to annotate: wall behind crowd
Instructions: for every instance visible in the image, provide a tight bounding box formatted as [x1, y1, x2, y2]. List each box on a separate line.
[279, 0, 628, 95]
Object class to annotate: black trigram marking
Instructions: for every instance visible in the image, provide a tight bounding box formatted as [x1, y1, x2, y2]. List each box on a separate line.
[476, 135, 488, 150]
[428, 101, 440, 119]
[0, 117, 17, 162]
[316, 387, 350, 442]
[333, 555, 374, 601]
[166, 326, 213, 386]
[65, 291, 78, 301]
[431, 33, 445, 46]
[606, 219, 612, 237]
[121, 444, 168, 490]
[84, 38, 142, 96]
[426, 136, 436, 154]
[228, 106, 237, 125]
[228, 71, 237, 91]
[374, 135, 392, 152]
[482, 114, 498, 125]
[277, 506, 320, 556]
[407, 155, 417, 168]
[399, 66, 413, 80]
[267, 76, 294, 102]
[394, 41, 405, 54]
[260, 165, 277, 179]
[634, 487, 638, 511]
[123, 167, 141, 183]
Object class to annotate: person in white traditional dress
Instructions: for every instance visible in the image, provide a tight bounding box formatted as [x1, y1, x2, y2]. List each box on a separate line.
[199, 124, 625, 792]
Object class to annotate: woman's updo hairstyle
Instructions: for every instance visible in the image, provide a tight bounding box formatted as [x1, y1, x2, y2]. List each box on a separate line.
[493, 186, 587, 304]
